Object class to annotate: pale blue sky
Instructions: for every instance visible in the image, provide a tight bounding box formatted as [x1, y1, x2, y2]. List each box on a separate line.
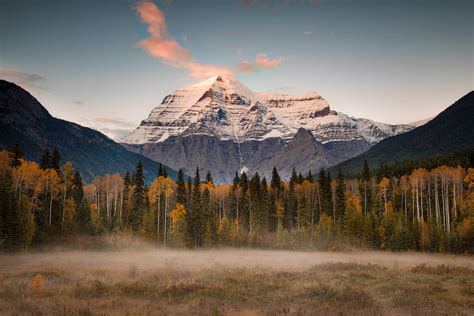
[0, 0, 472, 139]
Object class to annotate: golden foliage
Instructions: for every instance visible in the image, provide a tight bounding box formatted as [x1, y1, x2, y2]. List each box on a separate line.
[29, 273, 44, 294]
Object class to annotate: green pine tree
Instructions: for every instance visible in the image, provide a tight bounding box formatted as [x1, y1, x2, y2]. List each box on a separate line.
[40, 148, 50, 170]
[176, 169, 186, 205]
[360, 160, 372, 215]
[8, 143, 23, 168]
[334, 169, 346, 222]
[50, 147, 61, 174]
[130, 161, 146, 233]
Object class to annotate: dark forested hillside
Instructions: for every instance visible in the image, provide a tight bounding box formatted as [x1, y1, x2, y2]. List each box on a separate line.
[0, 80, 177, 182]
[331, 91, 474, 174]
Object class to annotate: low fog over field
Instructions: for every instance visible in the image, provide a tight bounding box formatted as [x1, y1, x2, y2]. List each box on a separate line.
[1, 249, 473, 273]
[1, 249, 473, 315]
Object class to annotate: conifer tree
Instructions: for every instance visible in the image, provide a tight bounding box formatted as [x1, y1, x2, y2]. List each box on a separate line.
[176, 169, 186, 205]
[130, 161, 146, 233]
[298, 172, 304, 184]
[71, 172, 93, 233]
[8, 143, 23, 168]
[319, 168, 332, 217]
[239, 172, 248, 192]
[249, 173, 263, 237]
[205, 171, 213, 185]
[239, 171, 249, 230]
[290, 168, 298, 185]
[260, 176, 270, 233]
[0, 163, 22, 251]
[360, 160, 372, 215]
[122, 171, 132, 226]
[186, 176, 192, 210]
[158, 163, 164, 177]
[202, 187, 216, 246]
[71, 171, 84, 206]
[287, 172, 298, 230]
[271, 167, 282, 194]
[232, 172, 240, 190]
[40, 148, 50, 170]
[335, 169, 346, 222]
[188, 167, 203, 247]
[50, 147, 61, 173]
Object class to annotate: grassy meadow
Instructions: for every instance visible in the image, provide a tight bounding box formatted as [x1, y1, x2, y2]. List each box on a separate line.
[0, 249, 473, 315]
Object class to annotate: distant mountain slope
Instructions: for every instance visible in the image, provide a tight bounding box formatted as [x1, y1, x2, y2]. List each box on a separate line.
[0, 80, 177, 182]
[331, 91, 474, 174]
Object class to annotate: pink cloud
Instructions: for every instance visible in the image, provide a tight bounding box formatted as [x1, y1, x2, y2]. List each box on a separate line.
[0, 67, 47, 92]
[136, 2, 284, 79]
[73, 101, 86, 107]
[255, 53, 285, 69]
[236, 53, 286, 73]
[136, 1, 231, 79]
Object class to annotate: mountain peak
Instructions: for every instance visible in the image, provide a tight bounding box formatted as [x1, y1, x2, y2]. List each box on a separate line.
[122, 76, 415, 145]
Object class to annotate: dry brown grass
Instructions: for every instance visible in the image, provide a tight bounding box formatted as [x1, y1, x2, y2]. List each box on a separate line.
[0, 250, 473, 315]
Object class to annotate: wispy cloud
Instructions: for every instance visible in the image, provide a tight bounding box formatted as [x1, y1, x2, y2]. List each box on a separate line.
[0, 67, 47, 92]
[80, 116, 137, 141]
[304, 31, 313, 36]
[236, 53, 286, 73]
[73, 100, 86, 107]
[136, 1, 285, 79]
[90, 117, 137, 128]
[96, 127, 132, 140]
[136, 1, 232, 79]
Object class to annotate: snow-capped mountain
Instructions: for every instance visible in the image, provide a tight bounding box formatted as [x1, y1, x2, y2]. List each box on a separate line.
[121, 75, 419, 182]
[121, 75, 414, 145]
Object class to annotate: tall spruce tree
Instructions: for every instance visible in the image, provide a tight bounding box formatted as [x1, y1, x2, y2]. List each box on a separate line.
[130, 161, 146, 233]
[205, 171, 213, 185]
[158, 163, 164, 177]
[249, 173, 262, 236]
[176, 169, 186, 205]
[260, 176, 270, 234]
[50, 147, 61, 173]
[122, 171, 131, 226]
[8, 143, 23, 168]
[2, 168, 22, 251]
[335, 169, 346, 222]
[71, 171, 93, 233]
[319, 168, 333, 217]
[360, 160, 372, 215]
[287, 169, 299, 230]
[271, 167, 281, 193]
[0, 164, 19, 250]
[72, 172, 84, 206]
[239, 172, 248, 192]
[188, 167, 203, 247]
[40, 148, 50, 170]
[232, 172, 240, 190]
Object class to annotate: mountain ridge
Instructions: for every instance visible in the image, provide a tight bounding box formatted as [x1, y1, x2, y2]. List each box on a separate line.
[121, 74, 416, 146]
[330, 91, 474, 174]
[0, 79, 178, 182]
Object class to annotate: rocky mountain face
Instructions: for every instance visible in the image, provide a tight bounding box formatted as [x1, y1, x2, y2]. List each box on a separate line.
[0, 80, 177, 182]
[121, 75, 417, 182]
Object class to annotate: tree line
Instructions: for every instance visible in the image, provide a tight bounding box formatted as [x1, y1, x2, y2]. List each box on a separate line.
[0, 144, 473, 253]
